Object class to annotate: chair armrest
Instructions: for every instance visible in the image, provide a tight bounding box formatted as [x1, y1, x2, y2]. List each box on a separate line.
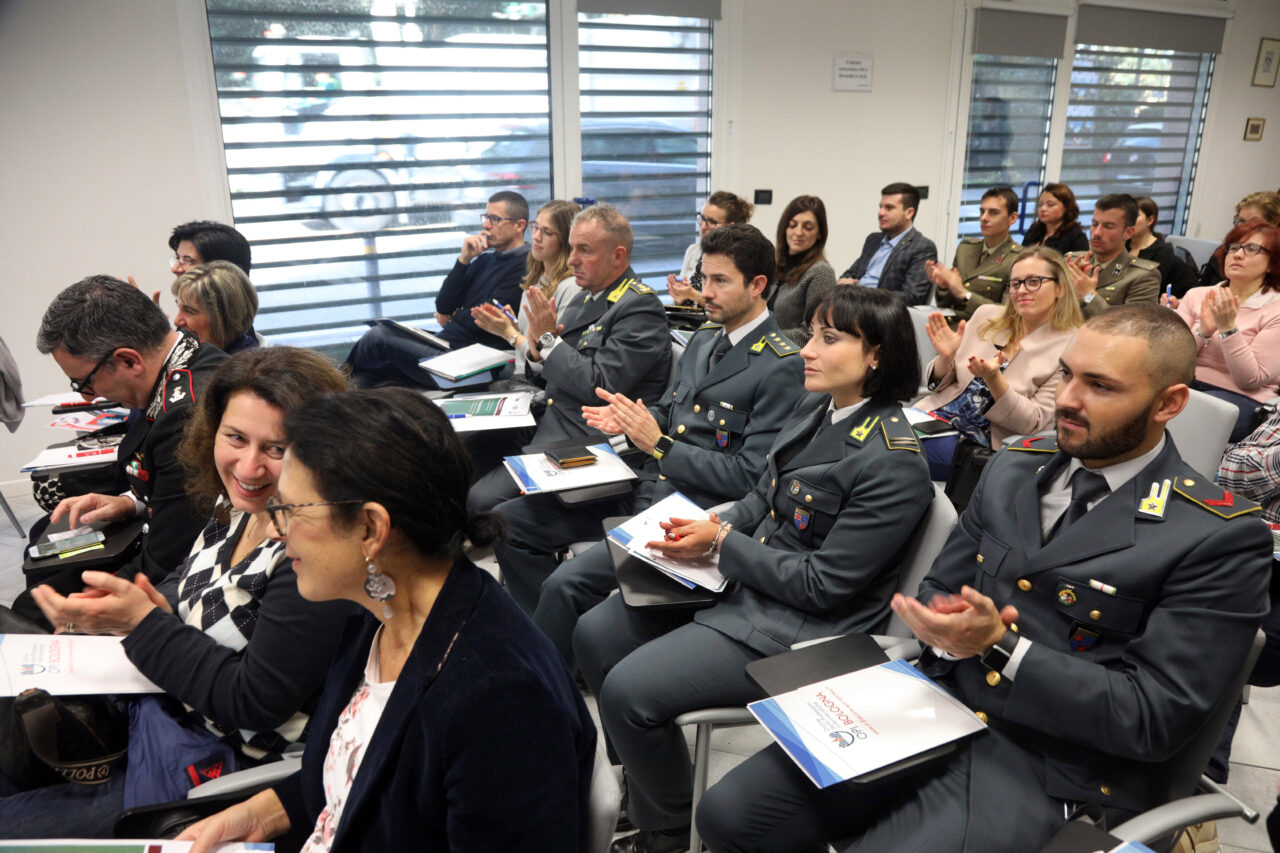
[674, 707, 756, 727]
[789, 634, 921, 662]
[1110, 793, 1259, 843]
[187, 756, 303, 799]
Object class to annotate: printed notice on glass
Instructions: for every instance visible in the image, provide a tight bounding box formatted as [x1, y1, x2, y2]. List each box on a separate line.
[0, 635, 162, 697]
[833, 54, 873, 92]
[749, 659, 986, 788]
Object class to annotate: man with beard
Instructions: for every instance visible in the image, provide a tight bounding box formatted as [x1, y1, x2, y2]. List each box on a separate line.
[696, 304, 1273, 853]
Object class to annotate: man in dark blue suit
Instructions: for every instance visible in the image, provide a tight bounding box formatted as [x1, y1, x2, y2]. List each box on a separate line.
[697, 304, 1273, 853]
[838, 181, 938, 306]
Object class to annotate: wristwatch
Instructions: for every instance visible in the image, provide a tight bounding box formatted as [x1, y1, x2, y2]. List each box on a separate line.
[979, 629, 1021, 673]
[1219, 328, 1239, 340]
[1081, 292, 1096, 305]
[653, 434, 675, 460]
[538, 332, 557, 351]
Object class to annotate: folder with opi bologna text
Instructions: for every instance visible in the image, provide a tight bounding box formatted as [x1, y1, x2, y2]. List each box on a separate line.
[606, 492, 728, 593]
[749, 659, 987, 788]
[502, 443, 637, 495]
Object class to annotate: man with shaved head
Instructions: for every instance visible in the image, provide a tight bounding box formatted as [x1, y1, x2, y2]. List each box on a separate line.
[698, 304, 1273, 853]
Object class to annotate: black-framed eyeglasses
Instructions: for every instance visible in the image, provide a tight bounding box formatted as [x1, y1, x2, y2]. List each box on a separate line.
[69, 350, 117, 395]
[1226, 242, 1270, 257]
[265, 497, 364, 534]
[1008, 275, 1057, 293]
[696, 212, 722, 227]
[480, 213, 519, 225]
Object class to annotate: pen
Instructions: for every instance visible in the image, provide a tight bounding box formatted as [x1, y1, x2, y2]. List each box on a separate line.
[491, 299, 519, 325]
[447, 413, 467, 419]
[1165, 284, 1172, 303]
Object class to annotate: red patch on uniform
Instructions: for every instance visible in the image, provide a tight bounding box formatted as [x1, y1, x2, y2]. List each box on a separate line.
[1203, 491, 1235, 507]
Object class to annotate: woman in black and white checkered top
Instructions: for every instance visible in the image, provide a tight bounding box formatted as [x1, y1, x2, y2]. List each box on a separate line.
[11, 348, 353, 839]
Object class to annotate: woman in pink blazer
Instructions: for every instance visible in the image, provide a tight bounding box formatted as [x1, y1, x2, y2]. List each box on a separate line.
[916, 246, 1084, 479]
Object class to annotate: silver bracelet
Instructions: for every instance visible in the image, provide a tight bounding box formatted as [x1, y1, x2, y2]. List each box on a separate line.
[708, 521, 733, 555]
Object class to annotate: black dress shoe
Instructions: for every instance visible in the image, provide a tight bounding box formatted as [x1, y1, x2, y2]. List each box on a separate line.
[610, 827, 691, 853]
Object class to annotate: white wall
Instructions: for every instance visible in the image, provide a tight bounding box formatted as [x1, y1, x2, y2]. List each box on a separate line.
[2, 0, 1278, 484]
[1186, 0, 1280, 239]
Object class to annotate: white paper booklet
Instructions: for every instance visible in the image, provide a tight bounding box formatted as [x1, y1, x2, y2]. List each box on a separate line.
[502, 443, 636, 495]
[436, 391, 535, 432]
[748, 659, 987, 788]
[0, 635, 162, 697]
[21, 443, 120, 473]
[21, 393, 109, 408]
[419, 343, 513, 381]
[606, 492, 728, 592]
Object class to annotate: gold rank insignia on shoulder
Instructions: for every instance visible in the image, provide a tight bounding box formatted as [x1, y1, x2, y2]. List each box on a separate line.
[698, 321, 724, 330]
[1172, 475, 1262, 519]
[850, 415, 879, 443]
[757, 333, 799, 357]
[880, 414, 921, 452]
[1138, 478, 1171, 518]
[607, 278, 654, 302]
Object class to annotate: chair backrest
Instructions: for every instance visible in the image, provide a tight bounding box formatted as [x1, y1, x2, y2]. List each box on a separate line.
[886, 482, 959, 638]
[907, 306, 940, 390]
[1167, 388, 1237, 477]
[669, 341, 686, 390]
[584, 728, 622, 853]
[1166, 236, 1220, 272]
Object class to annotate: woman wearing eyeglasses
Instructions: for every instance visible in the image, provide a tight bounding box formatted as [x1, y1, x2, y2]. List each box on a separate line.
[916, 246, 1085, 481]
[470, 199, 581, 377]
[1163, 222, 1280, 441]
[3, 349, 352, 838]
[179, 388, 596, 853]
[667, 191, 755, 307]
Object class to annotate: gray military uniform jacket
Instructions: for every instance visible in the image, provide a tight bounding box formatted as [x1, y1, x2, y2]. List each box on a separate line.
[535, 268, 672, 444]
[1066, 249, 1161, 318]
[918, 435, 1271, 838]
[700, 395, 932, 657]
[643, 317, 806, 508]
[936, 235, 1025, 322]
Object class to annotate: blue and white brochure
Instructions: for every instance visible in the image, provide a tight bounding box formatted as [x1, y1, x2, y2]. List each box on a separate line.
[748, 659, 987, 788]
[607, 492, 728, 593]
[502, 443, 636, 495]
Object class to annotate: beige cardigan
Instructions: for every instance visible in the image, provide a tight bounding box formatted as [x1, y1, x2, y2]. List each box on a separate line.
[915, 303, 1077, 446]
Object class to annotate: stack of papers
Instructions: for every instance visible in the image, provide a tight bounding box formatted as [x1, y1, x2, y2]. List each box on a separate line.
[21, 437, 122, 472]
[0, 635, 161, 696]
[502, 443, 636, 495]
[607, 493, 728, 592]
[748, 659, 987, 788]
[48, 409, 129, 432]
[419, 343, 513, 381]
[435, 392, 535, 432]
[22, 393, 110, 408]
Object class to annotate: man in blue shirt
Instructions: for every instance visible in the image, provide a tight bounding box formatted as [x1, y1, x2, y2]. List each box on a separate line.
[344, 191, 530, 388]
[838, 182, 938, 306]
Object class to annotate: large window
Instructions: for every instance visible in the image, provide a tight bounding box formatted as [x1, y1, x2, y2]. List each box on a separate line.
[205, 1, 713, 350]
[1060, 45, 1214, 235]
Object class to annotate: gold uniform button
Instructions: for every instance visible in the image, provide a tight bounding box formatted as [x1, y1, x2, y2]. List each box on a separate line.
[547, 398, 554, 406]
[1017, 579, 1031, 592]
[1100, 784, 1112, 796]
[676, 425, 686, 434]
[770, 510, 776, 519]
[976, 554, 985, 564]
[771, 478, 777, 487]
[759, 536, 767, 543]
[719, 419, 726, 426]
[1090, 609, 1102, 621]
[693, 404, 701, 414]
[805, 494, 813, 503]
[1183, 478, 1195, 487]
[985, 671, 1001, 687]
[1009, 623, 1019, 633]
[658, 474, 667, 481]
[975, 711, 989, 724]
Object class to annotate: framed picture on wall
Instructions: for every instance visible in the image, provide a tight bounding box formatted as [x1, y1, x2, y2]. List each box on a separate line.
[1245, 118, 1266, 142]
[1253, 38, 1280, 87]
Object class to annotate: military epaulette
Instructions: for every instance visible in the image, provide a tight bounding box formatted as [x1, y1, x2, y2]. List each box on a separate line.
[696, 321, 724, 332]
[1007, 434, 1057, 453]
[960, 236, 983, 244]
[607, 278, 654, 302]
[750, 331, 800, 357]
[1130, 257, 1160, 271]
[1171, 473, 1261, 519]
[879, 412, 921, 453]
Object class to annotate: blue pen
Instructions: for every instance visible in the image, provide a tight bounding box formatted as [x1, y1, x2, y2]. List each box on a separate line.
[447, 413, 467, 419]
[1166, 284, 1173, 303]
[491, 299, 519, 325]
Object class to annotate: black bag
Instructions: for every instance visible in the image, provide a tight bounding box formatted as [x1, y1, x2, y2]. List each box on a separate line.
[0, 689, 128, 790]
[944, 437, 996, 513]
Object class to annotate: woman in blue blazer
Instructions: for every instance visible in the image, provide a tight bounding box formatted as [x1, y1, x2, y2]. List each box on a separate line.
[181, 388, 596, 853]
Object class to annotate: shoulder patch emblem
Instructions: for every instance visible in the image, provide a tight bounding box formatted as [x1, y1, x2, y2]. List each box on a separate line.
[1138, 479, 1171, 518]
[849, 415, 879, 443]
[607, 278, 654, 302]
[757, 332, 800, 357]
[880, 415, 921, 453]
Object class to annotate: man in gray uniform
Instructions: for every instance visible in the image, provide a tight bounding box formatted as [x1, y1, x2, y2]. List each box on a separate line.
[1067, 193, 1161, 317]
[466, 203, 672, 513]
[928, 186, 1025, 325]
[494, 224, 805, 652]
[696, 304, 1273, 853]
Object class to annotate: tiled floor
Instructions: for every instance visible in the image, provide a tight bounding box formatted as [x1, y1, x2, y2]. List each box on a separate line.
[4, 485, 1278, 851]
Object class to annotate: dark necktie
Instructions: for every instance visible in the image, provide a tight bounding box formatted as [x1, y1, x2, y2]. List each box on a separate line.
[1049, 468, 1109, 540]
[708, 334, 733, 368]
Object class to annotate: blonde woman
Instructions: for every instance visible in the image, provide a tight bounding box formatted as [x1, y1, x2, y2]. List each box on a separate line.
[471, 199, 581, 375]
[171, 260, 260, 354]
[917, 246, 1085, 479]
